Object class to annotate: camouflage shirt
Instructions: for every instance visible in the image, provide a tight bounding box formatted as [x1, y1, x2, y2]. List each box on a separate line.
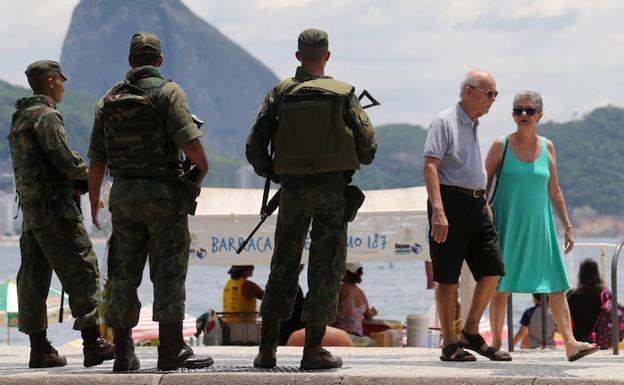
[7, 95, 87, 231]
[245, 66, 377, 178]
[88, 66, 202, 204]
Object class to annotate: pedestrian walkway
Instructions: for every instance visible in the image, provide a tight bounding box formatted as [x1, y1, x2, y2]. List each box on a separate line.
[0, 346, 621, 384]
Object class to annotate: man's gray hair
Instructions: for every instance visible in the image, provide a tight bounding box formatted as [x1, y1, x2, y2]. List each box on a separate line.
[513, 90, 543, 111]
[459, 73, 483, 98]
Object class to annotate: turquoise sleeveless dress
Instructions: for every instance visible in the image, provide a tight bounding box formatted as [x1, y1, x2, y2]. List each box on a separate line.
[493, 135, 569, 293]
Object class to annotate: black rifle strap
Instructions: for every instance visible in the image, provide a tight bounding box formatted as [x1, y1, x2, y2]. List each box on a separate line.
[261, 140, 275, 216]
[489, 137, 509, 205]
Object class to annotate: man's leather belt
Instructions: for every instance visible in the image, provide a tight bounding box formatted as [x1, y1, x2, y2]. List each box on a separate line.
[440, 184, 485, 198]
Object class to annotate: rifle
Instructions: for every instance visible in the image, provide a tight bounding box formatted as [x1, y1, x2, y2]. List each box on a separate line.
[236, 89, 380, 254]
[182, 114, 204, 182]
[235, 188, 281, 254]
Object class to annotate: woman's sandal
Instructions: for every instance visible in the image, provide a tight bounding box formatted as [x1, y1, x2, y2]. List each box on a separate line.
[440, 342, 477, 362]
[457, 330, 512, 361]
[568, 342, 599, 362]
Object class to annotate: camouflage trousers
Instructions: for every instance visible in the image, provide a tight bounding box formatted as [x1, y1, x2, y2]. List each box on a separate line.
[260, 174, 347, 324]
[17, 219, 101, 333]
[106, 199, 190, 329]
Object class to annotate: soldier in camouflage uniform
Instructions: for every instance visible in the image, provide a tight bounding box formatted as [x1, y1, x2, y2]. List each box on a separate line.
[246, 28, 377, 370]
[87, 33, 213, 372]
[7, 60, 114, 368]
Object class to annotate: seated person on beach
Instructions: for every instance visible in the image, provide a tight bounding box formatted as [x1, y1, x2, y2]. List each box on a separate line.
[332, 263, 378, 346]
[286, 325, 354, 347]
[566, 259, 605, 342]
[279, 265, 306, 345]
[222, 265, 264, 323]
[280, 266, 353, 347]
[513, 294, 555, 349]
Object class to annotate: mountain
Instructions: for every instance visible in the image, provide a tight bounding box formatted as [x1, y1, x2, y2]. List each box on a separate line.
[60, 0, 278, 157]
[0, 80, 97, 166]
[540, 106, 624, 216]
[355, 108, 624, 216]
[2, 84, 624, 214]
[353, 123, 428, 189]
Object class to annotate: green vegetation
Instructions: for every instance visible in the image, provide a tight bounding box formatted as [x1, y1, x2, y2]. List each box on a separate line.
[0, 80, 244, 187]
[2, 79, 623, 213]
[353, 123, 428, 189]
[540, 106, 624, 215]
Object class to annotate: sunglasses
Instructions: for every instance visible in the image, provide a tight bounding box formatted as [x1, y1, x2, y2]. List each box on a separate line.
[512, 107, 538, 116]
[468, 85, 498, 99]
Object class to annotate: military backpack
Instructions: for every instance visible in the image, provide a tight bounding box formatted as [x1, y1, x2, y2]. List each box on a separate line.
[101, 78, 183, 179]
[272, 78, 360, 175]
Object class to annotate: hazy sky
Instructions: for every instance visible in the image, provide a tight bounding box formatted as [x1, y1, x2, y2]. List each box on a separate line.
[1, 0, 623, 145]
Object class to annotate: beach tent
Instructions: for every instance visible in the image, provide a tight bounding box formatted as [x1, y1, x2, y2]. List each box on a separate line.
[0, 278, 70, 344]
[188, 186, 429, 265]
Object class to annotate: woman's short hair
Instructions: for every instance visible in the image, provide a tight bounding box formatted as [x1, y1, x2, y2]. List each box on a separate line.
[578, 258, 604, 290]
[513, 90, 543, 112]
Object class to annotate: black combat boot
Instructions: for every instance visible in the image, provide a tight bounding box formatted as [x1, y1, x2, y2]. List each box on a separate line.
[81, 326, 115, 367]
[28, 330, 67, 368]
[253, 318, 281, 368]
[157, 321, 214, 371]
[112, 328, 140, 372]
[300, 321, 343, 370]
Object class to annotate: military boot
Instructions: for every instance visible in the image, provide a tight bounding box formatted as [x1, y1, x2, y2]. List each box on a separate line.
[81, 326, 115, 367]
[300, 321, 343, 370]
[28, 330, 67, 368]
[253, 318, 281, 368]
[157, 321, 214, 371]
[112, 328, 140, 372]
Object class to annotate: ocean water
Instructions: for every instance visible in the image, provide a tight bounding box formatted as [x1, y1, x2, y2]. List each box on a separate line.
[0, 237, 621, 346]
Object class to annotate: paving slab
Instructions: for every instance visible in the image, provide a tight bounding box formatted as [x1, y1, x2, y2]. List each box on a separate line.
[0, 346, 622, 384]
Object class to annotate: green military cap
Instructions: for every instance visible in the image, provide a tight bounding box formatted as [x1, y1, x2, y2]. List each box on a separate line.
[298, 28, 329, 50]
[129, 32, 161, 56]
[25, 60, 69, 80]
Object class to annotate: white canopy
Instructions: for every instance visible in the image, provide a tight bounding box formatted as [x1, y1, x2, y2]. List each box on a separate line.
[188, 186, 430, 265]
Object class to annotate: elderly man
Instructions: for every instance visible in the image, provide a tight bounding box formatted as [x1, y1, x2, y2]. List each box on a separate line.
[423, 70, 510, 362]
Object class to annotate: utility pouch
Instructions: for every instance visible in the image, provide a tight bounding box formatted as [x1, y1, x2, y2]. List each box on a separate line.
[177, 177, 201, 215]
[344, 185, 365, 222]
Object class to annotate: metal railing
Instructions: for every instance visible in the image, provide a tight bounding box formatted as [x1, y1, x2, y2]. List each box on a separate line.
[611, 241, 624, 354]
[506, 241, 624, 354]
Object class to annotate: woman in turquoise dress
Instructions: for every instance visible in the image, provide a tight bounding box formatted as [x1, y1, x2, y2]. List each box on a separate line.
[485, 90, 598, 361]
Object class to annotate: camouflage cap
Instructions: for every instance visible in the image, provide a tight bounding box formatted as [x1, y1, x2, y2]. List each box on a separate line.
[298, 28, 329, 50]
[129, 32, 161, 56]
[25, 60, 69, 80]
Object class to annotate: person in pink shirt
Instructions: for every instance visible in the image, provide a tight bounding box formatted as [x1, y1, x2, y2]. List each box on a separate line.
[332, 263, 377, 345]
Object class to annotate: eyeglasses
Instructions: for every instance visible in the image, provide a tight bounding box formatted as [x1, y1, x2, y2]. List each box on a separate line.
[512, 107, 538, 116]
[468, 85, 498, 99]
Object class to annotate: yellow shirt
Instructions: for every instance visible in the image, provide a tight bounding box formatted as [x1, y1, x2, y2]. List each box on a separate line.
[222, 278, 257, 323]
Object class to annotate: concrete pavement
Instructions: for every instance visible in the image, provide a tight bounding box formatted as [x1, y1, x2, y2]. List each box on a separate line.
[0, 345, 622, 384]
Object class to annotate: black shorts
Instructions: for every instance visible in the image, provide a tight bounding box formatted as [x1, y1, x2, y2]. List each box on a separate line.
[427, 187, 505, 284]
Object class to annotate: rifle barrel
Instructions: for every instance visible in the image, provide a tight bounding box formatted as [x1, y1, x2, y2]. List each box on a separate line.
[236, 214, 268, 254]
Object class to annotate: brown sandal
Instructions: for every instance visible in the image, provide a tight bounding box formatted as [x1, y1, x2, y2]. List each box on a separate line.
[440, 343, 477, 362]
[568, 343, 599, 362]
[457, 330, 512, 362]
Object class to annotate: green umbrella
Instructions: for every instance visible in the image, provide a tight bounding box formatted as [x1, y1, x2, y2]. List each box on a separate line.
[0, 278, 71, 344]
